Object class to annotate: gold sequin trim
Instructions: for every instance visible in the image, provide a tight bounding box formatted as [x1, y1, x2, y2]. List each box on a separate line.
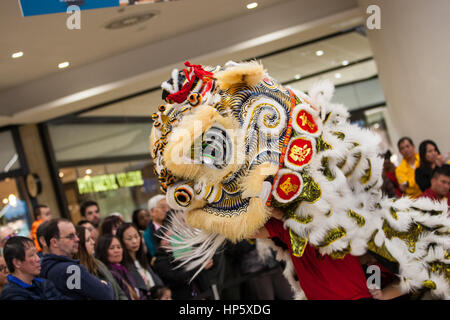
[348, 209, 365, 227]
[289, 228, 308, 257]
[423, 280, 436, 290]
[330, 242, 352, 259]
[318, 226, 347, 248]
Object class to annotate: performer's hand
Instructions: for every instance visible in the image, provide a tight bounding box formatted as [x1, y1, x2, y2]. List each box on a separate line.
[204, 259, 214, 270]
[369, 288, 384, 300]
[269, 207, 285, 221]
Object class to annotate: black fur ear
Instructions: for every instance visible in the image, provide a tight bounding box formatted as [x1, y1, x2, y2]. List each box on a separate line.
[161, 70, 187, 101]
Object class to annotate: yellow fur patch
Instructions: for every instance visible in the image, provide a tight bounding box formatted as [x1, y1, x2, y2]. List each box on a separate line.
[186, 197, 270, 242]
[241, 163, 278, 199]
[162, 104, 241, 185]
[215, 61, 265, 90]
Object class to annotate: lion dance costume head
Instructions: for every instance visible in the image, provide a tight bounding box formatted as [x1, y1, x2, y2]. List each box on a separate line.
[150, 61, 449, 298]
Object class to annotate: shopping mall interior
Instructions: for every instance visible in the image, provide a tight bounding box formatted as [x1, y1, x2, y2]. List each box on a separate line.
[0, 0, 449, 237]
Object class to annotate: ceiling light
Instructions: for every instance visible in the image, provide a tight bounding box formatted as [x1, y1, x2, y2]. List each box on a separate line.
[85, 169, 92, 175]
[341, 60, 349, 66]
[247, 2, 258, 9]
[294, 74, 302, 80]
[335, 73, 342, 79]
[12, 51, 24, 59]
[315, 50, 324, 56]
[58, 61, 70, 69]
[105, 12, 158, 30]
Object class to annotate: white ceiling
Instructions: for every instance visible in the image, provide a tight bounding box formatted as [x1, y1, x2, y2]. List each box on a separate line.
[0, 0, 363, 126]
[1, 0, 288, 91]
[80, 31, 377, 117]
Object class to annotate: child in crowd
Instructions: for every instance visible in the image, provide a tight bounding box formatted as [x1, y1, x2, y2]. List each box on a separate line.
[150, 285, 172, 300]
[30, 205, 52, 252]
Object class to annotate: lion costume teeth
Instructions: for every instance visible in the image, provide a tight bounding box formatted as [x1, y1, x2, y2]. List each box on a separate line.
[150, 61, 450, 298]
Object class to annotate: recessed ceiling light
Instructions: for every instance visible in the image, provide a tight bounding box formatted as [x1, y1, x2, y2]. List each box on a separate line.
[247, 2, 258, 9]
[335, 73, 342, 79]
[315, 50, 324, 56]
[58, 61, 70, 69]
[294, 74, 302, 80]
[12, 51, 23, 59]
[341, 60, 349, 66]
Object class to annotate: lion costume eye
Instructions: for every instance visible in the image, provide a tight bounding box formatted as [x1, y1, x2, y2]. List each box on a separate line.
[190, 125, 232, 170]
[174, 187, 193, 207]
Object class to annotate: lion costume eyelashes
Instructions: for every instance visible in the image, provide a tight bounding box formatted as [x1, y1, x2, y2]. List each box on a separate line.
[150, 60, 450, 298]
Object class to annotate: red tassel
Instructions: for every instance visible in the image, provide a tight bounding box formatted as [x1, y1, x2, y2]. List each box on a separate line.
[166, 61, 213, 103]
[184, 61, 214, 80]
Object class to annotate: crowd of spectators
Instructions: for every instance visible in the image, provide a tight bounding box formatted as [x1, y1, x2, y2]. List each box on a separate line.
[382, 137, 450, 205]
[0, 196, 295, 300]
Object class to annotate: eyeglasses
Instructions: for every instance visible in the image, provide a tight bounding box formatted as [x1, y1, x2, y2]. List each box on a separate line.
[61, 233, 78, 240]
[0, 265, 8, 273]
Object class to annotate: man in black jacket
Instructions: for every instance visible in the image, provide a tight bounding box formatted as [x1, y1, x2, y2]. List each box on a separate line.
[0, 236, 68, 300]
[40, 218, 114, 300]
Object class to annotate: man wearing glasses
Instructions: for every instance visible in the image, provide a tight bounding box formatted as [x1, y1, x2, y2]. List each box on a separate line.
[39, 218, 114, 300]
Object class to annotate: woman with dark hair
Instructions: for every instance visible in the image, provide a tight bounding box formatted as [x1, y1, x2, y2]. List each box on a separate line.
[95, 234, 145, 300]
[132, 209, 151, 233]
[415, 140, 450, 192]
[99, 215, 124, 236]
[74, 226, 128, 300]
[116, 223, 163, 299]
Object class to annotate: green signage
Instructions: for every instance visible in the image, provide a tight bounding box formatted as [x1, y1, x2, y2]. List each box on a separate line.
[77, 170, 144, 194]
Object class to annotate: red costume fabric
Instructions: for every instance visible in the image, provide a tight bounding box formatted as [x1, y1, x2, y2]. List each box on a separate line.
[265, 218, 371, 300]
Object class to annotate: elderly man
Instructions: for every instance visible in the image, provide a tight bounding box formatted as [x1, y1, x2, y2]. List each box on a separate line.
[143, 195, 170, 258]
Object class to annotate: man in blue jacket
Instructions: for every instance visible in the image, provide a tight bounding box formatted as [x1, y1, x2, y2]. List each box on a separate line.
[40, 218, 114, 300]
[0, 236, 68, 300]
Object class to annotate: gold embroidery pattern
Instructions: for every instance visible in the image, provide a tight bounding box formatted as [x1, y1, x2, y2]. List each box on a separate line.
[299, 174, 321, 203]
[298, 113, 316, 131]
[279, 177, 299, 195]
[289, 144, 312, 163]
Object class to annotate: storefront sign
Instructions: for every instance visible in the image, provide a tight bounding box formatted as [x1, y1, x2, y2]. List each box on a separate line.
[77, 170, 144, 194]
